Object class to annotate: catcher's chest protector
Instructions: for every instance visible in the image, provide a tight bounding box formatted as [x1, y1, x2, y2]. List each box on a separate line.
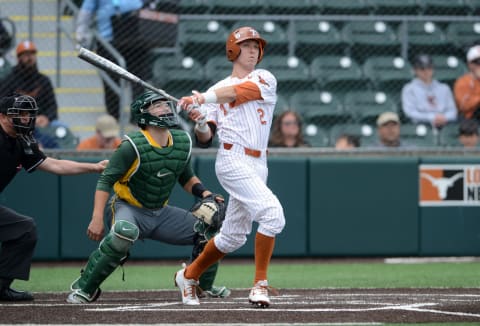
[123, 130, 192, 209]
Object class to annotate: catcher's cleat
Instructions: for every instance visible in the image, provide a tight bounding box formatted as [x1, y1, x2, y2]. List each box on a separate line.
[174, 268, 200, 305]
[66, 288, 101, 304]
[248, 280, 271, 308]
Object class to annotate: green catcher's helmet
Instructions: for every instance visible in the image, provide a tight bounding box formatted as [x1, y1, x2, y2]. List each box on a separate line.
[131, 91, 178, 128]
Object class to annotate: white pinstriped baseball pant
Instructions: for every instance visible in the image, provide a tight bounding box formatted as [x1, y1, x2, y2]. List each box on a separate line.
[213, 144, 285, 253]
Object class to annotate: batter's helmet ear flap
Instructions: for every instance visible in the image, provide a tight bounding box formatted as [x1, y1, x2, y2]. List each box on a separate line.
[226, 26, 266, 64]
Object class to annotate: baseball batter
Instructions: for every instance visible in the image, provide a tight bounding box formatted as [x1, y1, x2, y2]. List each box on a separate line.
[175, 26, 286, 307]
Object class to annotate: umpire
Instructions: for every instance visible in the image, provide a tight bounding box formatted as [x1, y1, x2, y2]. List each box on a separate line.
[0, 94, 107, 301]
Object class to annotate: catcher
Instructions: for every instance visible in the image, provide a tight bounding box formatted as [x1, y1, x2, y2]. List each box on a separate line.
[66, 90, 229, 303]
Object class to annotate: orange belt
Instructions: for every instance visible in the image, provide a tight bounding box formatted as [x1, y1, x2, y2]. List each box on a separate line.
[223, 143, 262, 158]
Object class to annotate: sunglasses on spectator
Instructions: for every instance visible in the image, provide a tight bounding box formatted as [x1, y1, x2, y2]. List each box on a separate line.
[470, 59, 480, 65]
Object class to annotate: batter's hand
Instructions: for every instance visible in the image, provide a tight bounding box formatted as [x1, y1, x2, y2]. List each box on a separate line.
[177, 91, 205, 112]
[87, 217, 104, 242]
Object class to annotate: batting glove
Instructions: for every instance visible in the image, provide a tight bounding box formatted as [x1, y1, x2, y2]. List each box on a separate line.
[178, 91, 204, 112]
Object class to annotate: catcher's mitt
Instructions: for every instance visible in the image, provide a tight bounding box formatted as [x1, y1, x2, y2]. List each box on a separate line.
[190, 194, 226, 230]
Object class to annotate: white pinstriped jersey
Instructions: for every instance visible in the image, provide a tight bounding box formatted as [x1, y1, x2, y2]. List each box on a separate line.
[202, 68, 277, 151]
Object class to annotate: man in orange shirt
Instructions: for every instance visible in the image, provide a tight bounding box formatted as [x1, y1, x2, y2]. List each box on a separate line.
[77, 114, 121, 150]
[454, 45, 480, 121]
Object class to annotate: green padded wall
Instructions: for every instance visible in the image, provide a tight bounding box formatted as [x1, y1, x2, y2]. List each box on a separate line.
[5, 155, 480, 260]
[0, 170, 60, 259]
[308, 158, 419, 256]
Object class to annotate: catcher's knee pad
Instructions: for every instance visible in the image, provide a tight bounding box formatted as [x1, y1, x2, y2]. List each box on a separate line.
[70, 220, 139, 298]
[105, 220, 139, 253]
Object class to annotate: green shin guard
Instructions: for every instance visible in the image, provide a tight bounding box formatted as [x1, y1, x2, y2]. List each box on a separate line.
[71, 220, 139, 298]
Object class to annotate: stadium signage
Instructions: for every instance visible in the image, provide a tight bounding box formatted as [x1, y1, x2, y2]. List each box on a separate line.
[419, 164, 480, 206]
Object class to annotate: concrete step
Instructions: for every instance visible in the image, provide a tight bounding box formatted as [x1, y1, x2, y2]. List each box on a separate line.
[43, 69, 102, 88]
[0, 0, 63, 17]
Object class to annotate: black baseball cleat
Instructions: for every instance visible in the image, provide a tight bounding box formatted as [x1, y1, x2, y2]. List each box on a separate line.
[0, 287, 34, 302]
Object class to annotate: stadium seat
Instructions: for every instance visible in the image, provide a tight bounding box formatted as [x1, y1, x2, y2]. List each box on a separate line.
[341, 21, 400, 63]
[405, 21, 449, 57]
[177, 20, 229, 63]
[366, 0, 421, 15]
[293, 21, 346, 62]
[465, 0, 480, 15]
[152, 56, 207, 98]
[317, 0, 371, 15]
[329, 123, 377, 147]
[259, 55, 311, 95]
[231, 20, 288, 54]
[344, 90, 398, 124]
[290, 90, 350, 126]
[303, 124, 330, 147]
[400, 123, 437, 147]
[431, 55, 468, 86]
[205, 55, 233, 84]
[310, 56, 365, 92]
[363, 56, 413, 93]
[36, 125, 79, 149]
[264, 0, 314, 14]
[439, 123, 463, 147]
[445, 22, 480, 53]
[178, 0, 210, 14]
[210, 0, 264, 14]
[275, 94, 290, 112]
[418, 0, 469, 15]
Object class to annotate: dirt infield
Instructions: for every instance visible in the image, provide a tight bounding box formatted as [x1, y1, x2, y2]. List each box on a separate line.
[0, 288, 479, 324]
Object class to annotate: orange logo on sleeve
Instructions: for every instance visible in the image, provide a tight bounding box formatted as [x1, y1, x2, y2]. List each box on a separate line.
[258, 75, 270, 87]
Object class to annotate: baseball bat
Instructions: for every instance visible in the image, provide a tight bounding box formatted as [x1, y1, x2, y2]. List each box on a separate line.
[77, 47, 179, 102]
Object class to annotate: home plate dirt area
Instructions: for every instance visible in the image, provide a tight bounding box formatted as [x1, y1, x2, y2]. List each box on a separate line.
[1, 288, 479, 324]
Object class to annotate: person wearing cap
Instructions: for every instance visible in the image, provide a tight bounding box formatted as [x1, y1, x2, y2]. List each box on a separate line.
[0, 40, 60, 128]
[0, 94, 108, 302]
[374, 111, 411, 148]
[453, 44, 480, 121]
[458, 118, 479, 148]
[401, 54, 457, 129]
[76, 114, 122, 150]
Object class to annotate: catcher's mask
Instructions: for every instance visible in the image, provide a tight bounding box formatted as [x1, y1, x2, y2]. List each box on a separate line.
[226, 26, 266, 64]
[131, 91, 178, 129]
[4, 95, 38, 143]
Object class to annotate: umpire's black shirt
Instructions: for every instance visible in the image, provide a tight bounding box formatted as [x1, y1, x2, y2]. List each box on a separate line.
[0, 125, 46, 193]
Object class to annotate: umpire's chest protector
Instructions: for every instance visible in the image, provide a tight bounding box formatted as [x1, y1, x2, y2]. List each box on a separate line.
[123, 130, 192, 209]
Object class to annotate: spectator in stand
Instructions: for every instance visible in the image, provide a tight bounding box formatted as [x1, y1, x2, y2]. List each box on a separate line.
[268, 110, 309, 147]
[75, 0, 147, 121]
[458, 119, 479, 148]
[454, 45, 480, 122]
[335, 133, 360, 150]
[0, 40, 67, 149]
[373, 112, 413, 148]
[77, 114, 122, 150]
[401, 54, 457, 129]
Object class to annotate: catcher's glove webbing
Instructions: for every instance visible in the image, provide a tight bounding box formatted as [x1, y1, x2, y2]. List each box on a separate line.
[190, 194, 226, 230]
